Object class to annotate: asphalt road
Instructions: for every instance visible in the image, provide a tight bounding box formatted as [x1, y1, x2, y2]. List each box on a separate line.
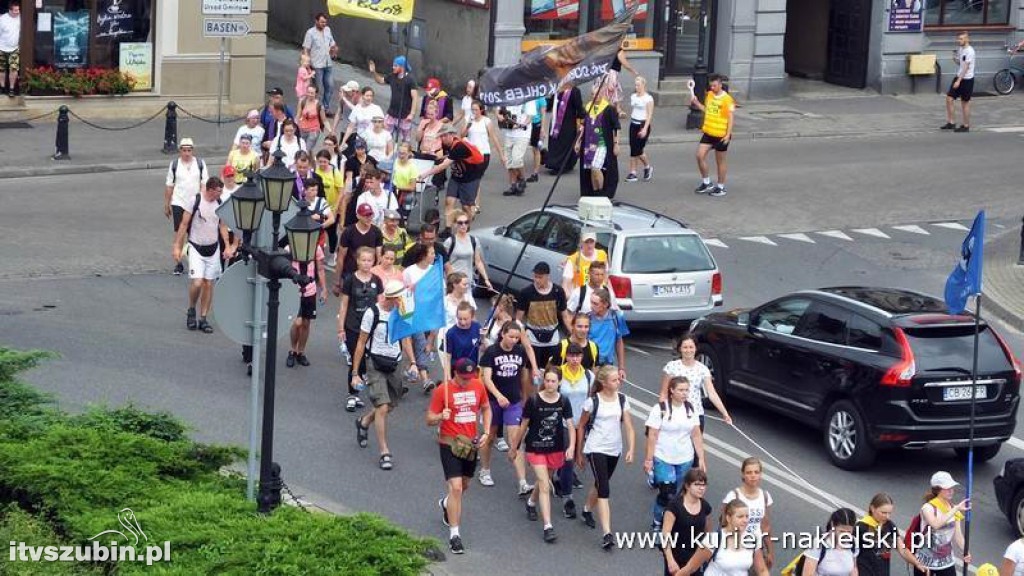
[1, 129, 1023, 573]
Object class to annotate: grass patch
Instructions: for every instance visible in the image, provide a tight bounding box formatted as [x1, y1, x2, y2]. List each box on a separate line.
[0, 348, 440, 574]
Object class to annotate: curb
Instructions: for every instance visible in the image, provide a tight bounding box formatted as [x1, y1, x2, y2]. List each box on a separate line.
[983, 228, 1024, 333]
[0, 156, 229, 180]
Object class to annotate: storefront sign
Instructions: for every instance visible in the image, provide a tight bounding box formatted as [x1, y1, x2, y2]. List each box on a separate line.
[96, 0, 135, 39]
[203, 18, 251, 37]
[531, 0, 645, 20]
[888, 0, 922, 32]
[119, 42, 152, 90]
[53, 11, 90, 69]
[202, 0, 252, 15]
[327, 0, 414, 23]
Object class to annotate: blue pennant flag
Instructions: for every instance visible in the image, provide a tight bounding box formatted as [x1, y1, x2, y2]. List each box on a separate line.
[943, 211, 985, 314]
[388, 256, 446, 343]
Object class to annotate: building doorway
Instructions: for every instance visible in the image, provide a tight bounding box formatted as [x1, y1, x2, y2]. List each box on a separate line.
[784, 0, 871, 88]
[657, 0, 713, 76]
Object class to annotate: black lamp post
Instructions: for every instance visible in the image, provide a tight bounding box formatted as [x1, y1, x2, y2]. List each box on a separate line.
[230, 149, 314, 515]
[686, 0, 710, 130]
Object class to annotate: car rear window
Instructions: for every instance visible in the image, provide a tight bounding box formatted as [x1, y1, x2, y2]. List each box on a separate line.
[620, 235, 715, 274]
[905, 326, 1010, 373]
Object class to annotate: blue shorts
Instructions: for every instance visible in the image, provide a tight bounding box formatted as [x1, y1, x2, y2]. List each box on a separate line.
[489, 399, 523, 429]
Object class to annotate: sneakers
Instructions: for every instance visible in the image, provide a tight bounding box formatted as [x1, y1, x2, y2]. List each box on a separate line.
[543, 527, 557, 543]
[954, 125, 970, 133]
[625, 173, 639, 183]
[563, 499, 577, 519]
[478, 469, 495, 487]
[651, 521, 663, 532]
[643, 165, 654, 181]
[422, 379, 436, 394]
[709, 185, 727, 197]
[296, 354, 310, 367]
[518, 482, 535, 499]
[572, 476, 584, 490]
[173, 262, 185, 276]
[186, 308, 197, 331]
[495, 438, 510, 452]
[601, 533, 615, 550]
[502, 186, 518, 196]
[581, 510, 596, 529]
[345, 395, 359, 412]
[694, 181, 713, 194]
[286, 351, 297, 368]
[449, 536, 464, 555]
[526, 173, 539, 183]
[525, 501, 538, 521]
[327, 253, 338, 268]
[514, 179, 527, 196]
[439, 497, 450, 527]
[941, 122, 956, 130]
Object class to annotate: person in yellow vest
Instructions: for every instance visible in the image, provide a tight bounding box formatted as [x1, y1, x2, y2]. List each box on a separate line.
[561, 231, 608, 294]
[689, 74, 735, 198]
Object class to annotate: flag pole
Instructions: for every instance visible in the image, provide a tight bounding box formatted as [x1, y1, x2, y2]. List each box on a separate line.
[962, 292, 981, 576]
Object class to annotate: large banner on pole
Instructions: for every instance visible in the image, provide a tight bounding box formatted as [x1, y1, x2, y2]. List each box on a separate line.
[478, 9, 634, 106]
[327, 0, 414, 23]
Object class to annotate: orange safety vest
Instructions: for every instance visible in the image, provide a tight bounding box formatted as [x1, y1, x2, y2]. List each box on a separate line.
[701, 91, 735, 138]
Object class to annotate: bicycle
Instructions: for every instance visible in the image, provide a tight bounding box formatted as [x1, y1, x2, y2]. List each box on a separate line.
[993, 44, 1024, 95]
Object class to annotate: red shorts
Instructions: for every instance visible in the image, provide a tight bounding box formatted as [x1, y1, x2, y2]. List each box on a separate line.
[526, 451, 566, 469]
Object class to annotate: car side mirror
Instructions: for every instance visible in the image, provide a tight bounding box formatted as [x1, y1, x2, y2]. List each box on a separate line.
[737, 312, 749, 327]
[495, 226, 506, 236]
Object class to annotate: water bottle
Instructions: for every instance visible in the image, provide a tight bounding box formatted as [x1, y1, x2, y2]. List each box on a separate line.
[339, 341, 351, 365]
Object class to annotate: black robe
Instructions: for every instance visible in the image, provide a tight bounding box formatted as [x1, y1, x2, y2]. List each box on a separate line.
[579, 105, 620, 199]
[545, 87, 584, 173]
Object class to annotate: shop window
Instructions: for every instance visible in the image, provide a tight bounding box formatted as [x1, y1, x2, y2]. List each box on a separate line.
[525, 0, 582, 41]
[924, 0, 1010, 27]
[594, 0, 651, 40]
[33, 0, 155, 89]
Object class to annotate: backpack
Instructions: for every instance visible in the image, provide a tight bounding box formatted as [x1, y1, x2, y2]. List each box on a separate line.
[455, 138, 485, 165]
[558, 339, 598, 367]
[444, 234, 477, 263]
[187, 193, 221, 238]
[584, 391, 626, 435]
[780, 538, 859, 576]
[171, 157, 207, 185]
[903, 502, 935, 553]
[365, 305, 401, 371]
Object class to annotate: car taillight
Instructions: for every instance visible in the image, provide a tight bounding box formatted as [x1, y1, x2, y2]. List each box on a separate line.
[712, 272, 722, 296]
[992, 328, 1023, 381]
[881, 327, 916, 387]
[609, 275, 632, 299]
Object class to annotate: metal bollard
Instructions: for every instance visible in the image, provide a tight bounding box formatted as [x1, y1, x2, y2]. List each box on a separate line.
[162, 101, 178, 154]
[53, 105, 70, 161]
[1018, 216, 1024, 265]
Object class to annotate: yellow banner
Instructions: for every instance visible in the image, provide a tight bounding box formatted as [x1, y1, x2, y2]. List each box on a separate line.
[327, 0, 414, 22]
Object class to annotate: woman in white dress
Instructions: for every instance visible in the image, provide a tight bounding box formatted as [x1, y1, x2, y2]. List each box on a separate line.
[660, 334, 732, 431]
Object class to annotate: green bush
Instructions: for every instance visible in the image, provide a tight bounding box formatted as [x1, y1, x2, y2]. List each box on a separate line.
[0, 348, 438, 574]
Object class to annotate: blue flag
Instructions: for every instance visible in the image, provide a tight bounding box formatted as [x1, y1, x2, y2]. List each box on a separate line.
[943, 211, 985, 314]
[388, 256, 446, 343]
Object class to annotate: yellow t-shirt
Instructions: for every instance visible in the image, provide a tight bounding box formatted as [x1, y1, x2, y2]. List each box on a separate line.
[392, 159, 419, 193]
[226, 149, 260, 184]
[701, 91, 735, 138]
[567, 249, 608, 289]
[316, 167, 344, 213]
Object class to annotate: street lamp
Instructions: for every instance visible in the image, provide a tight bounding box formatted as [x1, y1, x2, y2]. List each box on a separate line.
[230, 151, 314, 515]
[686, 0, 710, 130]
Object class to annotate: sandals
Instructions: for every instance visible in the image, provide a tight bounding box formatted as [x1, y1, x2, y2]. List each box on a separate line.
[379, 453, 393, 471]
[197, 319, 214, 334]
[186, 308, 197, 331]
[355, 419, 369, 448]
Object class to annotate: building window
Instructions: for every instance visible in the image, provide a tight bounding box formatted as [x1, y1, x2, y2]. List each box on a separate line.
[594, 0, 651, 39]
[924, 0, 1010, 27]
[525, 0, 582, 41]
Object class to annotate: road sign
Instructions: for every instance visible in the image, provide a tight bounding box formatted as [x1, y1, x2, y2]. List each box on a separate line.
[204, 18, 251, 38]
[212, 260, 299, 346]
[202, 0, 252, 15]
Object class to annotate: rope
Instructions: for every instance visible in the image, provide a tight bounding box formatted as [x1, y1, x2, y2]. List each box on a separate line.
[3, 109, 59, 123]
[176, 104, 247, 125]
[67, 107, 166, 131]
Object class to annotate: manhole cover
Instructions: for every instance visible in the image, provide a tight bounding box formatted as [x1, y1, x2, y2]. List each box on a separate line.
[749, 110, 806, 119]
[0, 122, 32, 129]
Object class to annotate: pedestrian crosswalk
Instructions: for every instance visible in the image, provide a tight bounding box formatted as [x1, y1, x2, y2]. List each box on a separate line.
[704, 219, 1000, 249]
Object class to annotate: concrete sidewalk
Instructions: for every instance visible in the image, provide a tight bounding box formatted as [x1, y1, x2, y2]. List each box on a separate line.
[984, 226, 1024, 332]
[2, 37, 1023, 179]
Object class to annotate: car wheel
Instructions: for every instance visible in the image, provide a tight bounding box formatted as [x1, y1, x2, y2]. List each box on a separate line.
[696, 344, 726, 398]
[954, 443, 1002, 463]
[824, 400, 876, 470]
[1011, 488, 1024, 537]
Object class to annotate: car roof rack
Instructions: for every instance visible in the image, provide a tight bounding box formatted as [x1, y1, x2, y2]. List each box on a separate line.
[611, 201, 688, 228]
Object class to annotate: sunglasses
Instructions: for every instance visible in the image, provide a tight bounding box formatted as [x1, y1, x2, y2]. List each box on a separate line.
[180, 147, 193, 151]
[456, 220, 469, 225]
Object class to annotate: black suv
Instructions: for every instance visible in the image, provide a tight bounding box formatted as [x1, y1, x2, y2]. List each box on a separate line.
[689, 287, 1021, 470]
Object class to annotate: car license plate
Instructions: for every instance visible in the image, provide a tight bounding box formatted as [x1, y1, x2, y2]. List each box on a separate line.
[942, 385, 987, 401]
[653, 283, 694, 297]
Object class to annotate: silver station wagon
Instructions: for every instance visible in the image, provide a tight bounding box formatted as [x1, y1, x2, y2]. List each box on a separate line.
[474, 202, 723, 325]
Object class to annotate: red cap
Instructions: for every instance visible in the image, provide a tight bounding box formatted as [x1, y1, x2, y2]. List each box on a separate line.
[221, 165, 236, 178]
[426, 78, 441, 91]
[356, 203, 374, 218]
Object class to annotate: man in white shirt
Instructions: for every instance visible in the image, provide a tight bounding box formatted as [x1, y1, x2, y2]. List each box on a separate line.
[0, 2, 20, 97]
[302, 13, 338, 116]
[498, 100, 537, 197]
[942, 31, 975, 133]
[164, 138, 209, 275]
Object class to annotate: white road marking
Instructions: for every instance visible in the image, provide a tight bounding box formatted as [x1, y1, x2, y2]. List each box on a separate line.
[933, 222, 970, 231]
[705, 238, 729, 248]
[892, 224, 930, 235]
[624, 344, 651, 357]
[995, 223, 1007, 229]
[626, 340, 675, 351]
[988, 126, 1024, 133]
[852, 228, 891, 239]
[777, 233, 816, 243]
[1008, 436, 1024, 451]
[739, 236, 778, 246]
[817, 230, 854, 241]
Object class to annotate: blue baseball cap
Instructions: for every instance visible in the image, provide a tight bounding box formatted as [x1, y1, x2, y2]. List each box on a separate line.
[393, 55, 409, 72]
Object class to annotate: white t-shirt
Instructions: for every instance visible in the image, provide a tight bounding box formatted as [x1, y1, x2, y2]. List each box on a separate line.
[360, 304, 401, 358]
[403, 262, 431, 288]
[645, 402, 699, 464]
[722, 487, 773, 541]
[804, 537, 858, 576]
[630, 93, 654, 122]
[233, 124, 265, 147]
[582, 393, 629, 456]
[663, 360, 713, 416]
[957, 45, 976, 80]
[356, 189, 398, 227]
[186, 196, 222, 246]
[348, 104, 386, 139]
[501, 101, 536, 140]
[703, 545, 754, 576]
[0, 12, 20, 53]
[165, 158, 209, 210]
[364, 129, 393, 162]
[460, 96, 473, 123]
[1003, 539, 1024, 576]
[466, 116, 493, 155]
[444, 293, 477, 328]
[272, 136, 306, 169]
[567, 283, 619, 315]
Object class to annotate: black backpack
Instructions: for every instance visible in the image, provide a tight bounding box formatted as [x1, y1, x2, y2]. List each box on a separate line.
[171, 157, 207, 184]
[187, 193, 221, 238]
